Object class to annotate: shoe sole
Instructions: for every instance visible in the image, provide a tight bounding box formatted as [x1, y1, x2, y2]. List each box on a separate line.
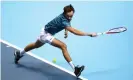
[76, 66, 85, 77]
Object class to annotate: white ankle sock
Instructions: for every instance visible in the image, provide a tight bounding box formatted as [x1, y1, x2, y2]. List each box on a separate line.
[69, 61, 75, 71]
[20, 50, 25, 56]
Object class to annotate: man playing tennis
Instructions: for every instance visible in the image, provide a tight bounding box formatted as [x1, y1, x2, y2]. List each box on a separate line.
[14, 4, 97, 77]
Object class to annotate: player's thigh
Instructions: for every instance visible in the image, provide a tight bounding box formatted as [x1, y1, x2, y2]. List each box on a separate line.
[51, 38, 67, 49]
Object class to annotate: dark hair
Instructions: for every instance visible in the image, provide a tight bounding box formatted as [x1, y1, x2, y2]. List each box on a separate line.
[63, 4, 75, 14]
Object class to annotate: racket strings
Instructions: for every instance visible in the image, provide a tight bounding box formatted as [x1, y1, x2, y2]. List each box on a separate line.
[108, 27, 126, 33]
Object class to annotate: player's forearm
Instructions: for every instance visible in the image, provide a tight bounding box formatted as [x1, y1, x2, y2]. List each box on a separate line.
[72, 28, 91, 36]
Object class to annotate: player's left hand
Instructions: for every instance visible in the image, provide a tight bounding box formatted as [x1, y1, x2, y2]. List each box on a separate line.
[64, 29, 68, 38]
[64, 34, 68, 38]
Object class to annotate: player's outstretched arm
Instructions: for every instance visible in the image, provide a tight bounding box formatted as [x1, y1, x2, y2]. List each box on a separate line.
[65, 26, 97, 37]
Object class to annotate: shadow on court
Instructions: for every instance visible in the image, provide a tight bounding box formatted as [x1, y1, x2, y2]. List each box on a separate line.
[1, 42, 80, 80]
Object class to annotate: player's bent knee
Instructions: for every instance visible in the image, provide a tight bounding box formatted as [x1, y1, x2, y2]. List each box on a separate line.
[60, 43, 67, 50]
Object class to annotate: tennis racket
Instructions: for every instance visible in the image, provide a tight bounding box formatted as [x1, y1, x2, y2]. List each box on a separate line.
[97, 27, 127, 36]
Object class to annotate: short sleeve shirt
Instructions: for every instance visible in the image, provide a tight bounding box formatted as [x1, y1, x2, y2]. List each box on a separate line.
[45, 13, 71, 35]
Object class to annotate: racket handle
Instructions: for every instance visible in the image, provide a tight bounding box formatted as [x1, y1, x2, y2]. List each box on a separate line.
[97, 33, 103, 36]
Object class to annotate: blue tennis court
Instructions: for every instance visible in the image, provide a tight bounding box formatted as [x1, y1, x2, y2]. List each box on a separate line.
[1, 40, 87, 80]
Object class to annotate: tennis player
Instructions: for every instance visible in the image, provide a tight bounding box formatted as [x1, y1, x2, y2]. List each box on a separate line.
[14, 4, 97, 77]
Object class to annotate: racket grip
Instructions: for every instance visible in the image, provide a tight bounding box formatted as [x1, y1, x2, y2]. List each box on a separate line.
[97, 33, 103, 36]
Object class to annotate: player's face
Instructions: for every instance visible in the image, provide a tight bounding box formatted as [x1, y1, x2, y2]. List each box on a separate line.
[65, 11, 74, 21]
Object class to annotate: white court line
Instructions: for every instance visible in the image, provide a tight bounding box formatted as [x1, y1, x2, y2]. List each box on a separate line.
[0, 39, 88, 80]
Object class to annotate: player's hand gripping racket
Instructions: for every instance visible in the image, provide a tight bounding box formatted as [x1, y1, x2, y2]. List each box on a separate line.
[97, 27, 127, 36]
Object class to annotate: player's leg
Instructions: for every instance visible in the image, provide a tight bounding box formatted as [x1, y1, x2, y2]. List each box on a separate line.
[14, 28, 47, 64]
[14, 40, 45, 64]
[21, 40, 44, 55]
[51, 38, 85, 77]
[51, 38, 72, 63]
